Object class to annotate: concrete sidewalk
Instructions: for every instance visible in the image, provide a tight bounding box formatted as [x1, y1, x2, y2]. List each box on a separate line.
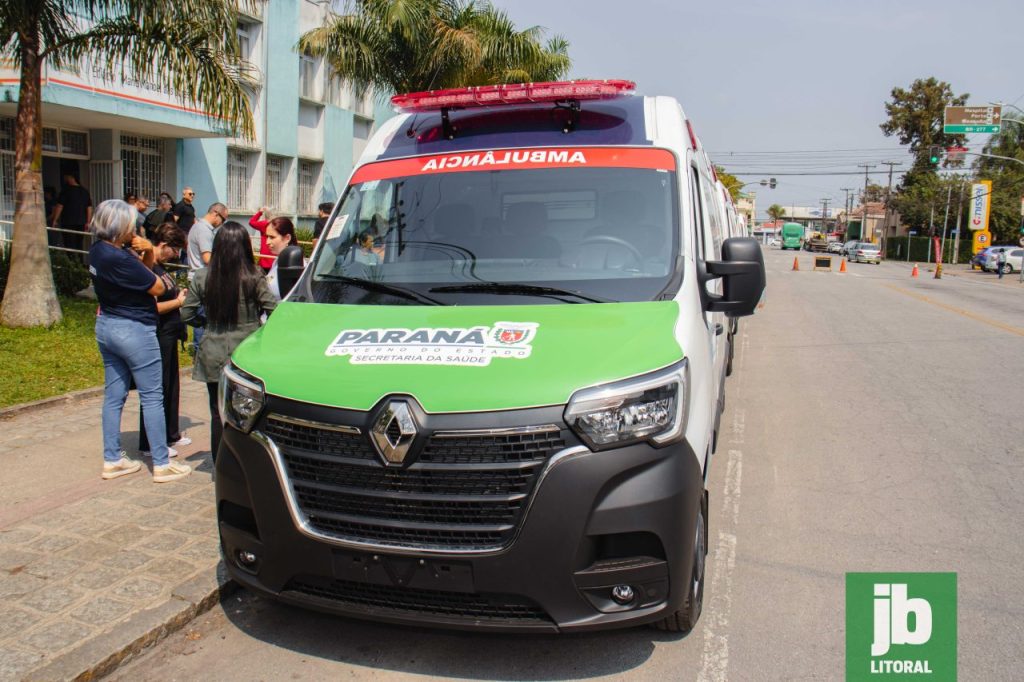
[0, 379, 228, 681]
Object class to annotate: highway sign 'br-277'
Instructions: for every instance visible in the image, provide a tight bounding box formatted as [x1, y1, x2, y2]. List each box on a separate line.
[944, 106, 1001, 134]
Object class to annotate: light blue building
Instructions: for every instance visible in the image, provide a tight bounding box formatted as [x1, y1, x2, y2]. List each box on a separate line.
[0, 0, 390, 232]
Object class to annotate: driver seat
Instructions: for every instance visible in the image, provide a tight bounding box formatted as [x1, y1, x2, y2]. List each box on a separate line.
[586, 190, 664, 258]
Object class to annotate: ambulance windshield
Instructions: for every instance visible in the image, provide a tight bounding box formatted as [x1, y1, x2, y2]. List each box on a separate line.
[305, 158, 680, 306]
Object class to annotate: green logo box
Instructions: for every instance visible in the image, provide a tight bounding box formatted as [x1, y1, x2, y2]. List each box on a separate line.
[846, 573, 957, 681]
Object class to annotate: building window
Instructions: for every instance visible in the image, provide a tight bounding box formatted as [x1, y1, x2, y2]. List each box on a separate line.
[120, 134, 163, 201]
[297, 160, 320, 214]
[236, 21, 253, 61]
[41, 128, 58, 153]
[299, 54, 316, 100]
[265, 155, 284, 210]
[227, 148, 255, 211]
[352, 117, 373, 165]
[61, 130, 88, 157]
[0, 117, 13, 152]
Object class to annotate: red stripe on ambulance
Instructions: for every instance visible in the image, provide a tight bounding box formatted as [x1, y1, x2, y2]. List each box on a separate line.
[351, 147, 676, 184]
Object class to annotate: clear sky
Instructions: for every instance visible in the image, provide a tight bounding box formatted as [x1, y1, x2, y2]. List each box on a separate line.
[503, 0, 1023, 219]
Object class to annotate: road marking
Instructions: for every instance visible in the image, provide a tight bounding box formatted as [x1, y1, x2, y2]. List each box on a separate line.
[699, 448, 742, 682]
[885, 284, 1024, 337]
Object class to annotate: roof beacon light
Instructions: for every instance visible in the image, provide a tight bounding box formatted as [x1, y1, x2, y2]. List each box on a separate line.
[392, 79, 636, 112]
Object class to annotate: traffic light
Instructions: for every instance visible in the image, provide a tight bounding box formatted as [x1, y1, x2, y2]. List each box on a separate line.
[769, 177, 777, 189]
[928, 146, 943, 166]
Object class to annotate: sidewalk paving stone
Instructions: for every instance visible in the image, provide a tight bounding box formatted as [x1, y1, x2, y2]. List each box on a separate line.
[0, 381, 231, 681]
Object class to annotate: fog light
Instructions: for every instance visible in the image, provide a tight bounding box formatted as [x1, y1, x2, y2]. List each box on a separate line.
[237, 550, 257, 566]
[611, 585, 635, 604]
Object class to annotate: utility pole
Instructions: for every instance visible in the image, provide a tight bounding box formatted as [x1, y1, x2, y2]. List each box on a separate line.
[840, 187, 854, 235]
[857, 164, 876, 242]
[881, 161, 901, 258]
[821, 198, 831, 233]
[937, 184, 953, 279]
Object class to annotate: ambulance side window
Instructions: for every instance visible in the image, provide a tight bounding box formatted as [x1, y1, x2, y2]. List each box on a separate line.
[698, 176, 723, 261]
[689, 171, 705, 257]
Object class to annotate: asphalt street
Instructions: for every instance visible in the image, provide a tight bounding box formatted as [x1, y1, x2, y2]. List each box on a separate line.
[111, 248, 1024, 681]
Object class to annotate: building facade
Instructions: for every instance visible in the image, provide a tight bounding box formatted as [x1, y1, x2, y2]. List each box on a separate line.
[0, 0, 390, 232]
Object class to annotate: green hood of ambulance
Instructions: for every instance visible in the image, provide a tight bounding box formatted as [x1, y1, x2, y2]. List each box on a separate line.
[231, 301, 683, 413]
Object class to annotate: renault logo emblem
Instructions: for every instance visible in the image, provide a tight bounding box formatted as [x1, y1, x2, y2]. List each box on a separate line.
[370, 401, 417, 465]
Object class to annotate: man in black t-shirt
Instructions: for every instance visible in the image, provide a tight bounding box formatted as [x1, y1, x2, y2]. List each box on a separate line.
[312, 201, 334, 246]
[52, 174, 93, 259]
[172, 187, 197, 234]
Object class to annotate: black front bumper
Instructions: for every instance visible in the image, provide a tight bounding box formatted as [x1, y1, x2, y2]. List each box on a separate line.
[216, 398, 705, 633]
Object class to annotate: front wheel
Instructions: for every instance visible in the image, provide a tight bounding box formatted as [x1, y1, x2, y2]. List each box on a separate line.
[1001, 263, 1013, 274]
[652, 495, 707, 633]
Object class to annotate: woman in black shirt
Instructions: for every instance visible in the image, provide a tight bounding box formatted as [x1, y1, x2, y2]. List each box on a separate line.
[138, 223, 191, 456]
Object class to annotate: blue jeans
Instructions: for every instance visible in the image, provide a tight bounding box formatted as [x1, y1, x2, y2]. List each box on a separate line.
[95, 315, 170, 467]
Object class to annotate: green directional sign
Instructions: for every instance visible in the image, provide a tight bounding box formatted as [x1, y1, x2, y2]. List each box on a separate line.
[944, 124, 1000, 134]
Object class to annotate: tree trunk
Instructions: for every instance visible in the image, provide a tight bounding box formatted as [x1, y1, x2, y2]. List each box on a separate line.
[0, 26, 62, 328]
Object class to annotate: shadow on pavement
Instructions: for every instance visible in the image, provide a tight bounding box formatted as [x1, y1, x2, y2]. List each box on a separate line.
[222, 588, 689, 680]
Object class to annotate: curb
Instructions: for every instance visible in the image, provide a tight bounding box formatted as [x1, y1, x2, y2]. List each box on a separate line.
[22, 564, 236, 682]
[0, 367, 194, 421]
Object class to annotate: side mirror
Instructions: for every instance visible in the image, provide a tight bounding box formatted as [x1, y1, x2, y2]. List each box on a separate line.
[276, 245, 305, 299]
[702, 237, 766, 317]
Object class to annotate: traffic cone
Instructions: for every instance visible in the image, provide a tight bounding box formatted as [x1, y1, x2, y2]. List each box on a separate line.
[792, 257, 799, 271]
[911, 263, 919, 278]
[839, 259, 847, 273]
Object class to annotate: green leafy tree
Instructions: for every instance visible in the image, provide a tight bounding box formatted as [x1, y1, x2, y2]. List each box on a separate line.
[766, 204, 785, 222]
[975, 122, 1024, 244]
[297, 0, 571, 97]
[0, 0, 257, 328]
[715, 166, 743, 202]
[891, 173, 968, 235]
[864, 183, 888, 203]
[880, 77, 968, 182]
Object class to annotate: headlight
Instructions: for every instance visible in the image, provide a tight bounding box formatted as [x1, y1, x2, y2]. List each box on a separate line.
[219, 364, 266, 433]
[564, 360, 689, 451]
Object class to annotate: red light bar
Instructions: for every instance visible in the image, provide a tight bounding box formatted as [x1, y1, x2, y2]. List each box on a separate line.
[392, 79, 636, 112]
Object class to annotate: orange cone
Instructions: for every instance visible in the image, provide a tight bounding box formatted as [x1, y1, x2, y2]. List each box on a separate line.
[839, 258, 847, 273]
[911, 263, 919, 278]
[792, 257, 799, 271]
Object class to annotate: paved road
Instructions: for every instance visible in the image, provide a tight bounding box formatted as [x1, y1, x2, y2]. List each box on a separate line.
[112, 249, 1024, 681]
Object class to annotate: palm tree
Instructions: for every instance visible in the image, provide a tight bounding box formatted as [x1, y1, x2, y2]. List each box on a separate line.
[297, 0, 571, 98]
[767, 204, 786, 223]
[0, 0, 257, 328]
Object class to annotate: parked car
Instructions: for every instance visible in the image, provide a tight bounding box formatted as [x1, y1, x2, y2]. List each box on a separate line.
[850, 242, 881, 264]
[983, 246, 1023, 274]
[971, 247, 995, 270]
[842, 239, 859, 257]
[827, 241, 844, 254]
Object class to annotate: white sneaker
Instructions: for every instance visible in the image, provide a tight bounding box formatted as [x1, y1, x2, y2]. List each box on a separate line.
[102, 456, 143, 480]
[153, 462, 192, 483]
[170, 436, 192, 447]
[138, 446, 178, 458]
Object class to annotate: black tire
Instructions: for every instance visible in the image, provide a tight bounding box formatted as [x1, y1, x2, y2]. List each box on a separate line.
[652, 494, 707, 633]
[1001, 263, 1012, 275]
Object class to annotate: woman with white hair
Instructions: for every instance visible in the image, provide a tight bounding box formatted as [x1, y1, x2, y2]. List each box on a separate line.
[88, 199, 192, 483]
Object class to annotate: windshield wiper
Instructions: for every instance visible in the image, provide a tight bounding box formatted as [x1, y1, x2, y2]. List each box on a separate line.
[429, 282, 613, 304]
[317, 275, 444, 306]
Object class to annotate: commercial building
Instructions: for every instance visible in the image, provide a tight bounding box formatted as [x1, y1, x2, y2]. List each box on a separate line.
[0, 0, 390, 233]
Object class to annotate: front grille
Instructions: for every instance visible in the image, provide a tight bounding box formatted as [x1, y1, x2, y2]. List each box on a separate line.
[266, 414, 566, 551]
[264, 416, 375, 461]
[286, 576, 551, 622]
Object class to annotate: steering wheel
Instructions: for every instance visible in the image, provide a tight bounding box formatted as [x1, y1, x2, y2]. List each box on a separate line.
[579, 235, 645, 265]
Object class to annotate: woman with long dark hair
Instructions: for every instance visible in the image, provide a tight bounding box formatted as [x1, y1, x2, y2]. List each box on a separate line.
[182, 221, 277, 457]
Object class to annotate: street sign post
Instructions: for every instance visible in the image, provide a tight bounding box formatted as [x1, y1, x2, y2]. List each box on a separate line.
[944, 105, 1001, 134]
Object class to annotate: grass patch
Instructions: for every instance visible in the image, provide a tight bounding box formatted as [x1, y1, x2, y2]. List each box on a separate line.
[0, 297, 192, 409]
